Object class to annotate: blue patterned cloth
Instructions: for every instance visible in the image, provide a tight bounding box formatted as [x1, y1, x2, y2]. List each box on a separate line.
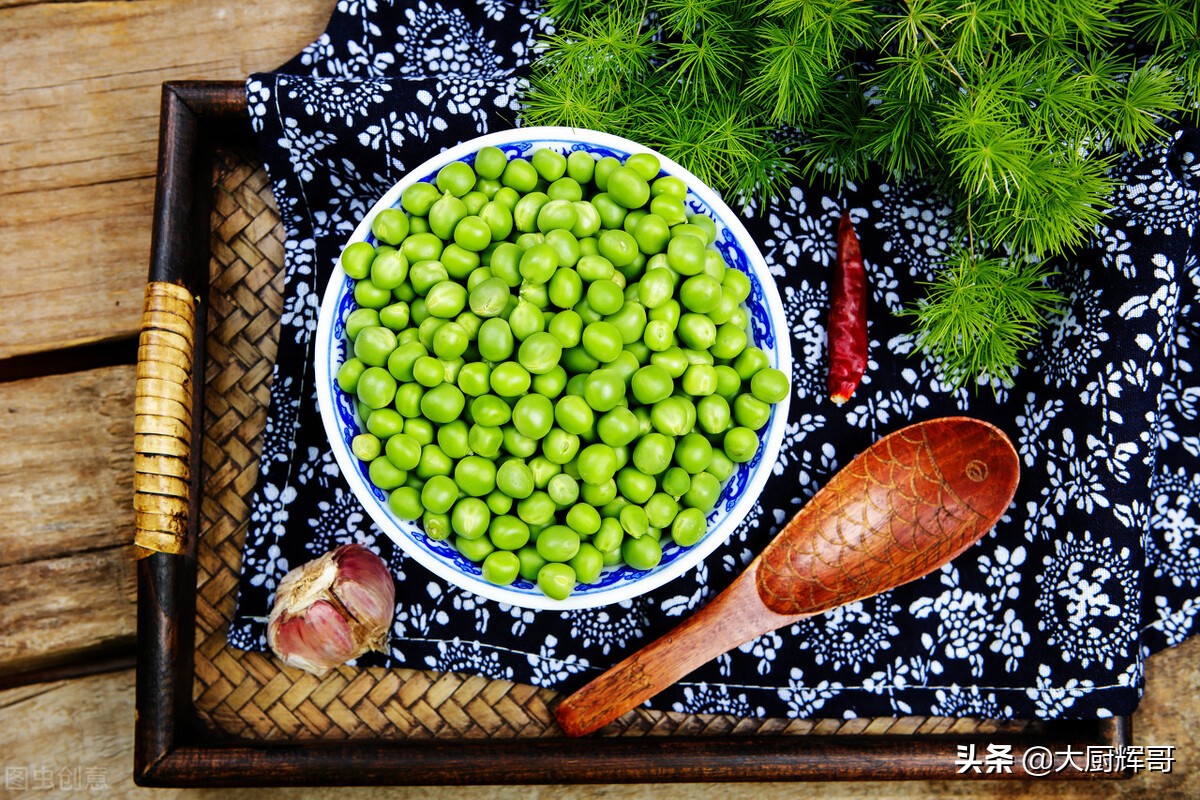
[230, 0, 1200, 720]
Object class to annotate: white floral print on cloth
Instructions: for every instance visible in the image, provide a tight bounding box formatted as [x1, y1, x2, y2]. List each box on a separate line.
[229, 0, 1200, 720]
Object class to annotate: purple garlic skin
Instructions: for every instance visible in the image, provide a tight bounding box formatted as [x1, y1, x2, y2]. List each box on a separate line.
[267, 544, 396, 676]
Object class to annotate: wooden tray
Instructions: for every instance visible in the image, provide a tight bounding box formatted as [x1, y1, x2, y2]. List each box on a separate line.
[132, 80, 1131, 786]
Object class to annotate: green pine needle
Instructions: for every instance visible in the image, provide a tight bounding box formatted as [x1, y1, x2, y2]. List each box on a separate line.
[522, 0, 1200, 386]
[903, 250, 1065, 389]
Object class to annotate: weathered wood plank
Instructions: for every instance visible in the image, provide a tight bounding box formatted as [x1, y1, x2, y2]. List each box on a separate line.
[0, 0, 335, 360]
[0, 366, 139, 675]
[0, 545, 135, 676]
[0, 365, 136, 566]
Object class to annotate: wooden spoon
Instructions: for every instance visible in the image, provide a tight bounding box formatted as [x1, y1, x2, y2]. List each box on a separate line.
[555, 416, 1019, 737]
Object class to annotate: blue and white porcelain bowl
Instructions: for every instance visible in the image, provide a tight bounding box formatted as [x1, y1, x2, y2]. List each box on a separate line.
[315, 127, 791, 610]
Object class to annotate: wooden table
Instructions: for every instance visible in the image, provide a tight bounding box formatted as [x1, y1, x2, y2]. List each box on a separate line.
[1, 1, 1195, 796]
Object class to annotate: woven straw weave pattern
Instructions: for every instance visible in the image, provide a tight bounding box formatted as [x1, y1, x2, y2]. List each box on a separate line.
[190, 148, 1029, 741]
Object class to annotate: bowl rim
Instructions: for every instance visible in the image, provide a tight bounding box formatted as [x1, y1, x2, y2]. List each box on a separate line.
[314, 125, 791, 610]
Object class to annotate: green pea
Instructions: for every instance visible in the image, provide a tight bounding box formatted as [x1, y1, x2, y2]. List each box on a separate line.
[751, 367, 790, 403]
[502, 425, 539, 458]
[529, 455, 561, 488]
[714, 365, 742, 399]
[477, 317, 515, 362]
[649, 174, 686, 200]
[734, 393, 772, 430]
[474, 146, 508, 180]
[643, 319, 674, 352]
[337, 357, 367, 394]
[433, 322, 469, 359]
[515, 546, 546, 582]
[509, 301, 546, 342]
[697, 394, 732, 435]
[417, 443, 454, 479]
[593, 517, 624, 553]
[651, 395, 696, 437]
[378, 301, 411, 331]
[481, 550, 520, 586]
[562, 503, 599, 536]
[452, 215, 492, 252]
[518, 331, 563, 375]
[529, 147, 565, 182]
[547, 473, 580, 507]
[648, 193, 686, 226]
[577, 254, 616, 283]
[632, 432, 675, 476]
[353, 325, 397, 371]
[631, 364, 673, 405]
[582, 321, 623, 363]
[470, 394, 511, 427]
[622, 536, 662, 570]
[485, 488, 512, 515]
[571, 201, 602, 238]
[722, 267, 752, 302]
[393, 382, 424, 417]
[419, 382, 465, 424]
[490, 361, 531, 397]
[548, 308, 583, 347]
[456, 534, 495, 563]
[429, 193, 468, 240]
[542, 427, 581, 465]
[412, 355, 444, 388]
[576, 443, 618, 485]
[488, 514, 530, 550]
[677, 313, 717, 350]
[518, 491, 557, 526]
[350, 432, 380, 462]
[424, 281, 467, 319]
[467, 422, 502, 458]
[606, 166, 651, 209]
[648, 298, 680, 327]
[646, 493, 681, 529]
[340, 241, 376, 280]
[614, 467, 654, 505]
[401, 181, 440, 215]
[724, 426, 760, 463]
[554, 395, 595, 435]
[501, 158, 539, 193]
[536, 198, 578, 234]
[357, 367, 397, 409]
[598, 229, 639, 267]
[671, 507, 708, 547]
[363, 408, 402, 440]
[567, 544, 603, 585]
[451, 497, 492, 540]
[707, 449, 735, 482]
[537, 562, 576, 600]
[666, 235, 706, 275]
[450, 455, 494, 497]
[544, 229, 581, 270]
[711, 323, 748, 359]
[625, 152, 660, 181]
[657, 466, 687, 496]
[432, 422, 468, 461]
[404, 417, 434, 446]
[583, 369, 625, 412]
[595, 406, 639, 447]
[675, 432, 714, 474]
[386, 487, 422, 523]
[409, 259, 449, 294]
[456, 362, 491, 397]
[682, 471, 722, 512]
[535, 524, 580, 562]
[532, 364, 568, 398]
[586, 280, 623, 316]
[513, 393, 555, 439]
[617, 504, 649, 539]
[421, 474, 459, 514]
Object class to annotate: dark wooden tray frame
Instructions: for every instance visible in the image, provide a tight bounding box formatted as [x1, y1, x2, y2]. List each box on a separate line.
[134, 80, 1132, 787]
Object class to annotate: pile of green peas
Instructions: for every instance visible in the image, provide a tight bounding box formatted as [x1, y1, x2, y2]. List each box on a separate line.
[334, 143, 790, 600]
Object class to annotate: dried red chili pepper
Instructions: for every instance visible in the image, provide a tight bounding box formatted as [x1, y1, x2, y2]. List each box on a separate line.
[827, 211, 868, 405]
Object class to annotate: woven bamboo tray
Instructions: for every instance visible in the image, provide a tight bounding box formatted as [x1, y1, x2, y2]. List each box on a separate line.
[132, 81, 1130, 787]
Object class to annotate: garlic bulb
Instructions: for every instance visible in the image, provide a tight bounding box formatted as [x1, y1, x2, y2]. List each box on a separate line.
[266, 544, 396, 676]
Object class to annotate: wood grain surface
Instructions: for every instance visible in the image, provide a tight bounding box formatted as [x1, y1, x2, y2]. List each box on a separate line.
[0, 0, 1196, 796]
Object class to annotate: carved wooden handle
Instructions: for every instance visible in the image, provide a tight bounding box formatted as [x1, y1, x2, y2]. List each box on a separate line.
[554, 570, 799, 737]
[133, 281, 198, 558]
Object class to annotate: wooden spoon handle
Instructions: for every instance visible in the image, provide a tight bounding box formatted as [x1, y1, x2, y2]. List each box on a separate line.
[554, 569, 800, 737]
